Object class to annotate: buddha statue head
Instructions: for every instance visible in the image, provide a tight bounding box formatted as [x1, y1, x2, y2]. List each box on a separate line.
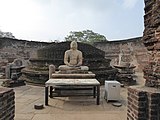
[70, 41, 78, 50]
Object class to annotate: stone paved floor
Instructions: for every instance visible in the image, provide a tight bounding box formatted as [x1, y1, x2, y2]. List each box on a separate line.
[0, 72, 144, 120]
[13, 84, 127, 120]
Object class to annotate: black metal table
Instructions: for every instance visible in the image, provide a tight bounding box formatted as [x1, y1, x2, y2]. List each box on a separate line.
[45, 79, 100, 105]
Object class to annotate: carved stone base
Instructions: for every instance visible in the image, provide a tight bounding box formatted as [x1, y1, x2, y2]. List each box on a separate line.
[1, 79, 25, 87]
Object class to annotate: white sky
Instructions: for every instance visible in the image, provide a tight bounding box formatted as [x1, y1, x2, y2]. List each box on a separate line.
[0, 0, 144, 42]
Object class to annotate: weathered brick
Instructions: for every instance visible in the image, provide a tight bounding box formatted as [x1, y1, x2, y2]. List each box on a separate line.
[134, 100, 147, 107]
[127, 96, 133, 102]
[143, 0, 160, 87]
[150, 93, 159, 97]
[0, 87, 15, 120]
[150, 104, 159, 109]
[127, 86, 160, 120]
[150, 110, 158, 115]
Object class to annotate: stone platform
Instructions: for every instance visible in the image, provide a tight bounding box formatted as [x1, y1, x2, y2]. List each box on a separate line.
[51, 72, 95, 79]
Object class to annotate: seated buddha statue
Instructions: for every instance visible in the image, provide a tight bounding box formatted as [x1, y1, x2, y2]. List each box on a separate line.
[58, 41, 89, 72]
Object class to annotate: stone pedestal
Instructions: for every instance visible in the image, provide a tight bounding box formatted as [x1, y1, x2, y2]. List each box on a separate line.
[1, 79, 26, 87]
[114, 64, 136, 85]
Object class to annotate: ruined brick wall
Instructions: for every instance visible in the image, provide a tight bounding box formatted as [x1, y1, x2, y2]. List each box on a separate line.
[94, 37, 149, 72]
[127, 87, 160, 120]
[0, 38, 50, 68]
[127, 1, 160, 120]
[143, 0, 160, 87]
[0, 88, 15, 119]
[0, 37, 148, 72]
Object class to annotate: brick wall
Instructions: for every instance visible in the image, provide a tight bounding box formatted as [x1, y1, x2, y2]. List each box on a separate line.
[127, 86, 160, 120]
[0, 87, 15, 120]
[0, 37, 50, 65]
[94, 37, 149, 72]
[127, 0, 160, 119]
[143, 0, 160, 87]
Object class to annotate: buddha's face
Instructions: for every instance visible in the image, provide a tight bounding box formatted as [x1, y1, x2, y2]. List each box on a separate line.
[70, 41, 77, 50]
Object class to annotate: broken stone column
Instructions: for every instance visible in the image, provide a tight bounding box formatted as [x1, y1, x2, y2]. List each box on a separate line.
[5, 64, 11, 79]
[49, 64, 55, 79]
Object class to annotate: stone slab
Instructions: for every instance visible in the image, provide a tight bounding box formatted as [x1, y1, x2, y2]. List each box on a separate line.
[46, 79, 100, 86]
[51, 73, 95, 78]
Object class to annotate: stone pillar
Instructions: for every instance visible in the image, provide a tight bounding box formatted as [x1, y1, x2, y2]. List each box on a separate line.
[5, 64, 11, 79]
[0, 87, 15, 119]
[49, 64, 55, 79]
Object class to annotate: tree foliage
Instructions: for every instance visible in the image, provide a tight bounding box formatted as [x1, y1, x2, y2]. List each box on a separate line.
[65, 30, 107, 44]
[0, 30, 15, 39]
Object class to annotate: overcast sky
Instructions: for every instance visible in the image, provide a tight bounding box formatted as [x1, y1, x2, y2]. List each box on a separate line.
[0, 0, 144, 42]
